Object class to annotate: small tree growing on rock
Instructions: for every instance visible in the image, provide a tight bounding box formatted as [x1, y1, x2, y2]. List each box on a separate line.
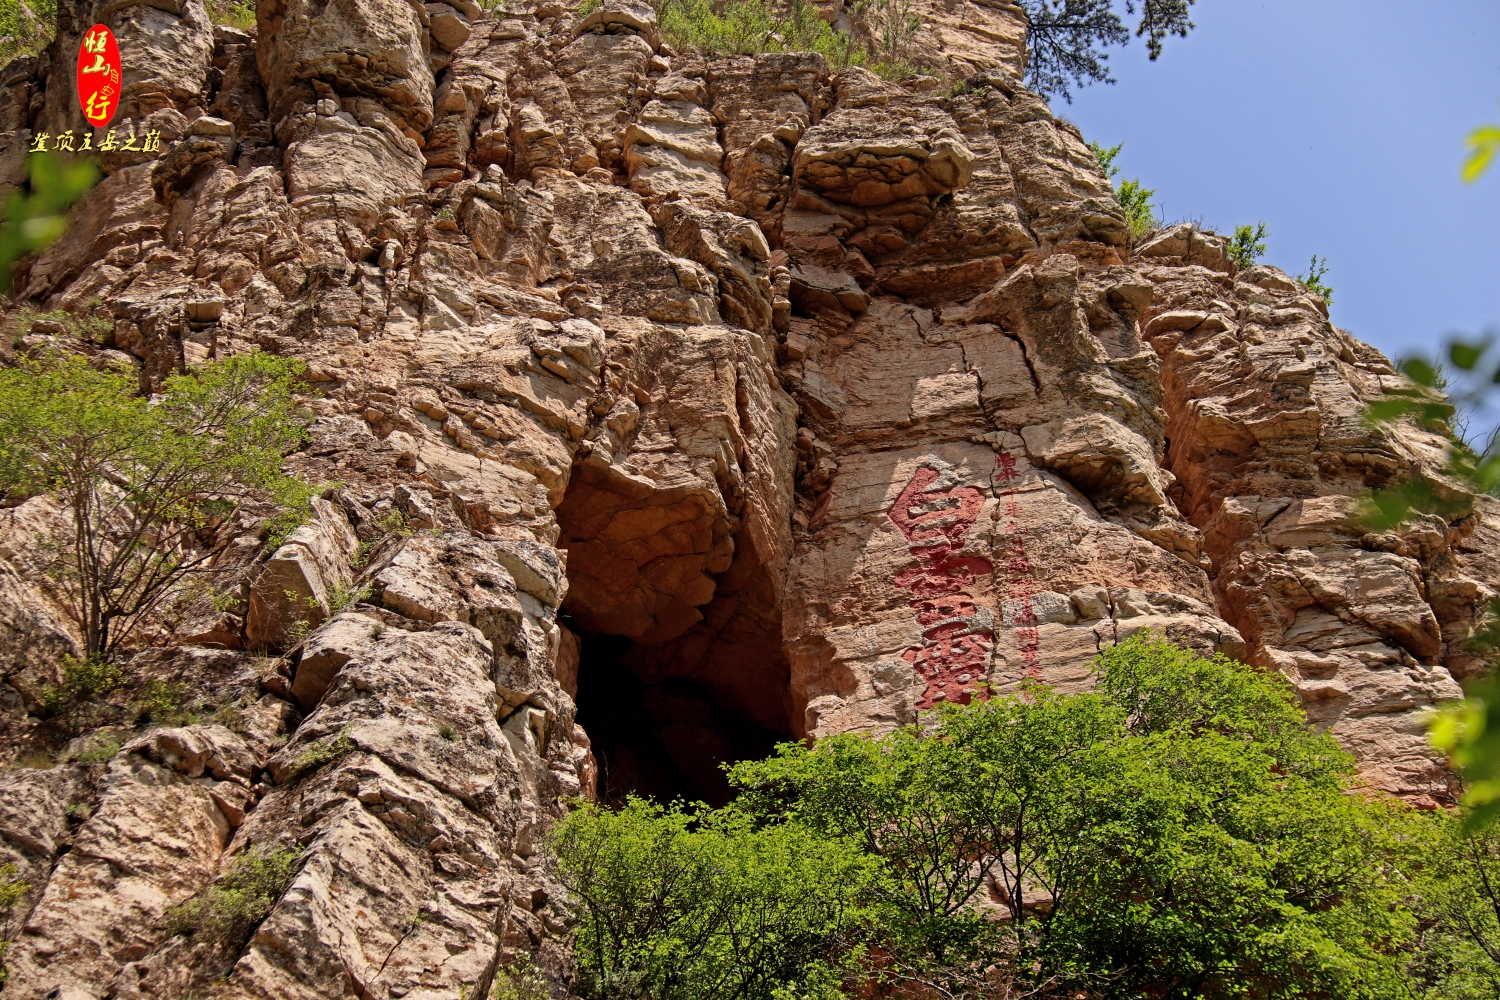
[0, 350, 310, 658]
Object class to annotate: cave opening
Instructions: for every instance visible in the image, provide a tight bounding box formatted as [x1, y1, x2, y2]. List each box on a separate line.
[567, 625, 793, 808]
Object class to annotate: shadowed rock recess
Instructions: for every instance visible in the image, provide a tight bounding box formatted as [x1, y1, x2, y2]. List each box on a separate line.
[0, 0, 1494, 994]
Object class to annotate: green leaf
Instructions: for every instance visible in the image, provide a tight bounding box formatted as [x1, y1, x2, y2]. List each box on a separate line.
[1462, 123, 1500, 184]
[1400, 357, 1439, 388]
[1363, 397, 1414, 423]
[1449, 338, 1489, 372]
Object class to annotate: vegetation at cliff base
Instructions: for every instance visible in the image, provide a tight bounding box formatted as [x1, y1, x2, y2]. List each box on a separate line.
[552, 634, 1494, 999]
[554, 800, 876, 1000]
[0, 350, 311, 658]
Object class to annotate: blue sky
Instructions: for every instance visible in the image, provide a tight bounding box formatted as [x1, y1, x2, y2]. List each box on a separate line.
[1058, 0, 1500, 374]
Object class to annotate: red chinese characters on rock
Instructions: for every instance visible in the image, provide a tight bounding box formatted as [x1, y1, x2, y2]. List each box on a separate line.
[76, 24, 121, 128]
[994, 451, 1042, 680]
[887, 466, 996, 709]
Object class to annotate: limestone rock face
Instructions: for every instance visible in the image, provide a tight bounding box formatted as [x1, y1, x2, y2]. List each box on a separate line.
[0, 0, 1491, 993]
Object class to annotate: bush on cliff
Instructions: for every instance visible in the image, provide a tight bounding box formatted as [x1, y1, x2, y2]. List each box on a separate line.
[631, 0, 919, 77]
[553, 635, 1428, 999]
[0, 0, 55, 65]
[1088, 142, 1158, 241]
[0, 350, 310, 658]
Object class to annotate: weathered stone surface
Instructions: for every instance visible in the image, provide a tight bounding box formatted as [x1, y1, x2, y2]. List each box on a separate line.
[3, 757, 228, 998]
[1, 0, 1493, 988]
[245, 497, 361, 649]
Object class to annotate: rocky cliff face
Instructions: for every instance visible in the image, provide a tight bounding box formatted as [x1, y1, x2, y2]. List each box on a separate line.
[0, 0, 1493, 995]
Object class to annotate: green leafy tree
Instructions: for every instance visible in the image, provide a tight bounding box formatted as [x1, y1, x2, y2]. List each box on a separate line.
[1019, 0, 1198, 103]
[0, 351, 310, 658]
[1, 153, 100, 293]
[729, 635, 1410, 999]
[40, 653, 123, 733]
[1404, 814, 1500, 999]
[551, 798, 876, 1000]
[1226, 221, 1269, 268]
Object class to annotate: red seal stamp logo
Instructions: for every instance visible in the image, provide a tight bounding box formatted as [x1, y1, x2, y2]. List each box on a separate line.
[75, 24, 121, 128]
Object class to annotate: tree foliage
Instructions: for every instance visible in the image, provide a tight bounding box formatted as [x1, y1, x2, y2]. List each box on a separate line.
[1226, 222, 1269, 269]
[0, 351, 310, 657]
[552, 798, 876, 1000]
[1088, 141, 1156, 241]
[553, 635, 1438, 1000]
[1404, 816, 1500, 999]
[1019, 0, 1197, 102]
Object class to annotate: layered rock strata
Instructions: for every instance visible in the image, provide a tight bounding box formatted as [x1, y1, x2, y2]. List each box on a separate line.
[0, 0, 1490, 995]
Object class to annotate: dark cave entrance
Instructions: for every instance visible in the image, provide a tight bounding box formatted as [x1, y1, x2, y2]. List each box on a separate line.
[567, 627, 793, 808]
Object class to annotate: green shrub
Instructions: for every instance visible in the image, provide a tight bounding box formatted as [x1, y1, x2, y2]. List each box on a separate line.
[71, 733, 122, 765]
[41, 654, 123, 734]
[642, 0, 918, 76]
[0, 862, 30, 985]
[1116, 177, 1157, 240]
[166, 844, 304, 944]
[375, 507, 414, 539]
[0, 0, 56, 69]
[552, 798, 877, 1000]
[293, 729, 356, 773]
[328, 581, 371, 616]
[133, 677, 194, 726]
[206, 0, 256, 29]
[1226, 221, 1269, 268]
[490, 954, 553, 1000]
[1297, 252, 1334, 305]
[0, 863, 28, 910]
[1087, 141, 1156, 240]
[2, 305, 113, 350]
[1089, 140, 1122, 179]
